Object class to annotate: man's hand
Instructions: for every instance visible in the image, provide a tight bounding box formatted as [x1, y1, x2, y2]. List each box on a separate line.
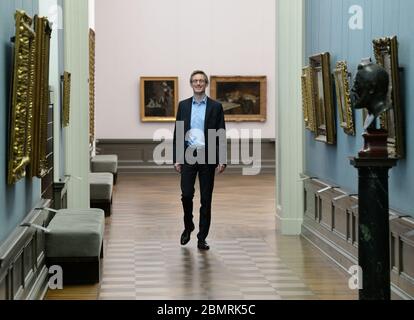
[217, 164, 226, 174]
[174, 163, 182, 173]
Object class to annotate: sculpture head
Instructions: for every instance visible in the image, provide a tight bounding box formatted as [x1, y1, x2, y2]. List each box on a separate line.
[350, 62, 390, 118]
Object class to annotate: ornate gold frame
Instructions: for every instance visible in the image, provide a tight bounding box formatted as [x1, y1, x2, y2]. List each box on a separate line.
[140, 77, 179, 122]
[301, 67, 316, 132]
[31, 15, 52, 178]
[89, 29, 95, 144]
[373, 36, 404, 158]
[7, 11, 36, 185]
[62, 71, 71, 127]
[210, 76, 267, 122]
[309, 53, 336, 144]
[333, 61, 355, 136]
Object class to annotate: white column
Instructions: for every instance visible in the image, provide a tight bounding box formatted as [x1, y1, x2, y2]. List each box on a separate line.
[64, 0, 90, 208]
[276, 0, 305, 235]
[39, 0, 63, 182]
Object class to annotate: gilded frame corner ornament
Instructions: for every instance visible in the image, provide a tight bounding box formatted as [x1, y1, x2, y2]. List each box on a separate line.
[301, 67, 316, 133]
[210, 76, 267, 122]
[373, 36, 404, 158]
[7, 10, 36, 185]
[62, 71, 71, 128]
[309, 52, 336, 145]
[333, 61, 355, 136]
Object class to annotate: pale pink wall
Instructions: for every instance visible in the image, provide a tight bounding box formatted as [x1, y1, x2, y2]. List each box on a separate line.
[95, 0, 276, 139]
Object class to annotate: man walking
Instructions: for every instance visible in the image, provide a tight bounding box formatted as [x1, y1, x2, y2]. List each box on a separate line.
[173, 70, 227, 250]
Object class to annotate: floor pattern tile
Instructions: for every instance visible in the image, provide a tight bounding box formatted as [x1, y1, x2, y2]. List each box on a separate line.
[99, 237, 314, 300]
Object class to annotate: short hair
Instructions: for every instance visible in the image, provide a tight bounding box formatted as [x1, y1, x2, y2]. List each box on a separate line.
[190, 70, 209, 85]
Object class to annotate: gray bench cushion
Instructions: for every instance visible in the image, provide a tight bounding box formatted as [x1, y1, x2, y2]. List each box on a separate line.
[91, 155, 118, 173]
[90, 172, 113, 200]
[46, 209, 105, 258]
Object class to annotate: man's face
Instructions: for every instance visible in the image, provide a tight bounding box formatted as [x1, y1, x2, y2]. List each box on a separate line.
[191, 74, 208, 95]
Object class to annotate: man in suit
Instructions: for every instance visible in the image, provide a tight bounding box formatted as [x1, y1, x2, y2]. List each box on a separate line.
[173, 70, 227, 250]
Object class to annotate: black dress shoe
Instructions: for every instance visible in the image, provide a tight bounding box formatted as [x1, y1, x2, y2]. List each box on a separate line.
[197, 240, 210, 250]
[180, 228, 194, 245]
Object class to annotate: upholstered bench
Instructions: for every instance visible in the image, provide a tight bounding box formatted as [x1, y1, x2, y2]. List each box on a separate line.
[90, 172, 113, 217]
[91, 154, 118, 184]
[45, 208, 105, 284]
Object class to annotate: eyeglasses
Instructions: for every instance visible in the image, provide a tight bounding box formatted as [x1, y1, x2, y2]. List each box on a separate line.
[191, 79, 206, 84]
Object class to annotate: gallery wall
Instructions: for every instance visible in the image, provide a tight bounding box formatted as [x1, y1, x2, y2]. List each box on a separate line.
[0, 0, 41, 243]
[305, 0, 414, 217]
[95, 0, 276, 140]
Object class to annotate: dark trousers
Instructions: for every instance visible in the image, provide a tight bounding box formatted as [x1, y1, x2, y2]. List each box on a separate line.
[181, 163, 216, 241]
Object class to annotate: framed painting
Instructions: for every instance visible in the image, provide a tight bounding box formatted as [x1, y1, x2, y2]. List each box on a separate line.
[309, 52, 336, 144]
[209, 76, 266, 122]
[373, 36, 404, 158]
[62, 71, 71, 128]
[7, 11, 35, 184]
[301, 67, 316, 132]
[140, 77, 178, 122]
[30, 15, 52, 178]
[333, 61, 355, 135]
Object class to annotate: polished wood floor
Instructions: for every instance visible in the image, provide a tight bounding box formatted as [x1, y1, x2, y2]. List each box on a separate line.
[46, 173, 357, 300]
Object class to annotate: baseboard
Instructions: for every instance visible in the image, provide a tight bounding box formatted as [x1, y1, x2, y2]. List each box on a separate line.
[118, 163, 275, 175]
[275, 209, 303, 235]
[26, 266, 49, 300]
[301, 223, 357, 271]
[97, 139, 276, 175]
[0, 199, 51, 300]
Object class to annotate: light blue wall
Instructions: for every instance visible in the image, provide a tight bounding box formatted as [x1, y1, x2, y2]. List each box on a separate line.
[305, 0, 414, 217]
[0, 0, 41, 243]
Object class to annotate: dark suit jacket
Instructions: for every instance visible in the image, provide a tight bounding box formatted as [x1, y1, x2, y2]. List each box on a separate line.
[173, 97, 227, 165]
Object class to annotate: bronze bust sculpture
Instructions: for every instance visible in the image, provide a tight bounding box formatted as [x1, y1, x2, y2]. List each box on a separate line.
[350, 62, 391, 130]
[350, 62, 392, 157]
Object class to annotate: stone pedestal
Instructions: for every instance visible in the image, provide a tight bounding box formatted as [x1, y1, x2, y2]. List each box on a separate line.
[350, 157, 397, 300]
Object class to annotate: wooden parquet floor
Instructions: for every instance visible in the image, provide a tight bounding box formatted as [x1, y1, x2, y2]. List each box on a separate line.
[46, 173, 357, 300]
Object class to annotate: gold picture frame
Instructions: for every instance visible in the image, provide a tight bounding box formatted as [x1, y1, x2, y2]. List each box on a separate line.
[7, 11, 36, 185]
[210, 76, 267, 122]
[89, 29, 95, 143]
[301, 67, 316, 132]
[31, 15, 52, 178]
[333, 61, 355, 136]
[309, 52, 336, 144]
[373, 36, 404, 158]
[140, 77, 178, 122]
[62, 71, 71, 128]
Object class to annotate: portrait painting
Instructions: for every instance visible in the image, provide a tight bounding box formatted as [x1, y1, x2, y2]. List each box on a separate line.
[210, 76, 266, 122]
[140, 77, 178, 122]
[333, 61, 355, 135]
[309, 52, 336, 145]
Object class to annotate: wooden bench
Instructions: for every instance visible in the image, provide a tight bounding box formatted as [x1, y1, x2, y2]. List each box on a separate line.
[45, 208, 105, 284]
